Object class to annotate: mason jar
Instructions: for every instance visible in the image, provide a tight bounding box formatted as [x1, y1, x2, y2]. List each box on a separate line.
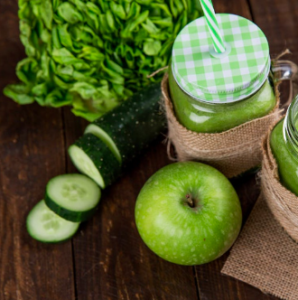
[270, 95, 298, 196]
[168, 14, 277, 133]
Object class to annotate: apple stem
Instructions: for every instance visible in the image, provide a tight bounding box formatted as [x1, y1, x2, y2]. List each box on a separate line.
[186, 194, 195, 208]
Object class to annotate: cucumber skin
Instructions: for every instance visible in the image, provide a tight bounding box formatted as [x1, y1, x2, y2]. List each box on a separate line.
[44, 193, 97, 222]
[71, 133, 121, 188]
[87, 83, 166, 166]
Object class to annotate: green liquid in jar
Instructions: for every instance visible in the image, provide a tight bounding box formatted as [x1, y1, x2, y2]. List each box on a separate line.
[270, 119, 298, 196]
[168, 67, 276, 133]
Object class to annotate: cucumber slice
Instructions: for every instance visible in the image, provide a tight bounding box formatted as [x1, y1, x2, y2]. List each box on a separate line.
[26, 200, 80, 243]
[85, 124, 121, 163]
[85, 83, 166, 167]
[45, 174, 101, 222]
[68, 145, 104, 188]
[68, 134, 121, 189]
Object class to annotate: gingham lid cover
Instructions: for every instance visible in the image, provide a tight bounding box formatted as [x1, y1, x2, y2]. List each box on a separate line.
[172, 14, 270, 103]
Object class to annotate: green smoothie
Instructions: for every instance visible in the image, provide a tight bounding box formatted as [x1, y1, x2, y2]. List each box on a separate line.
[169, 68, 276, 133]
[270, 118, 298, 196]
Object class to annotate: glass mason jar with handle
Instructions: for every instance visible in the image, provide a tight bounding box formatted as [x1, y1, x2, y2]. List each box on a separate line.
[270, 95, 298, 196]
[168, 14, 277, 133]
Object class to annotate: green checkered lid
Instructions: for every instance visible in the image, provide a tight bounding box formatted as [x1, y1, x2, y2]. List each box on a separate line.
[172, 14, 270, 103]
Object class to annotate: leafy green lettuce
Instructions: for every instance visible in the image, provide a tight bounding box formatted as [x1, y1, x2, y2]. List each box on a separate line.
[4, 0, 202, 121]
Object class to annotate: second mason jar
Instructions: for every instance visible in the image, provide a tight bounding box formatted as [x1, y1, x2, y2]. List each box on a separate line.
[270, 95, 298, 196]
[169, 14, 276, 133]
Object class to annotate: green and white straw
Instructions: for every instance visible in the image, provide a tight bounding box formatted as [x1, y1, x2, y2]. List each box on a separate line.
[199, 0, 226, 53]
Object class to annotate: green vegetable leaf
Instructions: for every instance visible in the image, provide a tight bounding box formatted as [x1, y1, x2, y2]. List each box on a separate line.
[57, 2, 83, 24]
[39, 0, 53, 30]
[78, 46, 105, 62]
[141, 18, 159, 34]
[71, 108, 102, 122]
[70, 82, 99, 100]
[32, 82, 47, 96]
[143, 39, 161, 56]
[52, 47, 83, 65]
[106, 10, 115, 30]
[106, 59, 124, 75]
[3, 84, 34, 104]
[45, 89, 71, 107]
[52, 26, 62, 49]
[110, 2, 126, 20]
[126, 2, 141, 20]
[16, 57, 39, 84]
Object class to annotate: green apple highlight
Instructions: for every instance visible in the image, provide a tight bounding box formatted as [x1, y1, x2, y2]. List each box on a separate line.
[135, 162, 242, 265]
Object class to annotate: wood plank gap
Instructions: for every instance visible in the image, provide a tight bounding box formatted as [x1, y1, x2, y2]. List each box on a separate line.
[61, 108, 78, 300]
[71, 241, 79, 300]
[192, 267, 201, 300]
[246, 0, 255, 21]
[60, 109, 69, 172]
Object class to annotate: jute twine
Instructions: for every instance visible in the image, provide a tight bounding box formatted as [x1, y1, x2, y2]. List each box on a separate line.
[161, 73, 282, 178]
[261, 122, 298, 242]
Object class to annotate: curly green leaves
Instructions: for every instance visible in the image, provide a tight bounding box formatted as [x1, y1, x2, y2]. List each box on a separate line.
[5, 0, 202, 121]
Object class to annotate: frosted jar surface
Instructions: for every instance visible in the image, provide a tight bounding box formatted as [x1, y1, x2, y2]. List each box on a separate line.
[168, 67, 276, 133]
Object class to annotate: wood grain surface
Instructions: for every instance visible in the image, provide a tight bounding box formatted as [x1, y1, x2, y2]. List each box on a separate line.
[0, 0, 296, 299]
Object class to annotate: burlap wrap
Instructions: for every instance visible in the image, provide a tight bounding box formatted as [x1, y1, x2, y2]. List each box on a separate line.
[261, 122, 298, 242]
[161, 73, 282, 178]
[222, 195, 298, 300]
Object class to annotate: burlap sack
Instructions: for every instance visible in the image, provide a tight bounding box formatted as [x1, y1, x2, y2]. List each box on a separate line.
[261, 122, 298, 242]
[161, 73, 282, 178]
[222, 194, 298, 300]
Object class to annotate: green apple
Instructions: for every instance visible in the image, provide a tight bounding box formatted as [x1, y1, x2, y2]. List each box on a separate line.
[135, 161, 242, 265]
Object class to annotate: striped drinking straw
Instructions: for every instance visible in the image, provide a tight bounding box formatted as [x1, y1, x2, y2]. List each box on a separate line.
[199, 0, 226, 53]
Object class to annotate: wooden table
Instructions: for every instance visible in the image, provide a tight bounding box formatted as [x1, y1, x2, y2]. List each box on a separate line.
[0, 0, 297, 299]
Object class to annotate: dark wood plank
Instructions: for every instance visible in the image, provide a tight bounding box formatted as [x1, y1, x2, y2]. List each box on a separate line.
[211, 0, 252, 19]
[0, 1, 75, 299]
[2, 0, 294, 299]
[249, 0, 298, 109]
[63, 108, 199, 300]
[194, 0, 280, 299]
[249, 0, 298, 58]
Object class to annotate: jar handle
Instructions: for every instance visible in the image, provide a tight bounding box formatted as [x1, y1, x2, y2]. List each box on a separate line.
[271, 60, 298, 82]
[271, 59, 298, 109]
